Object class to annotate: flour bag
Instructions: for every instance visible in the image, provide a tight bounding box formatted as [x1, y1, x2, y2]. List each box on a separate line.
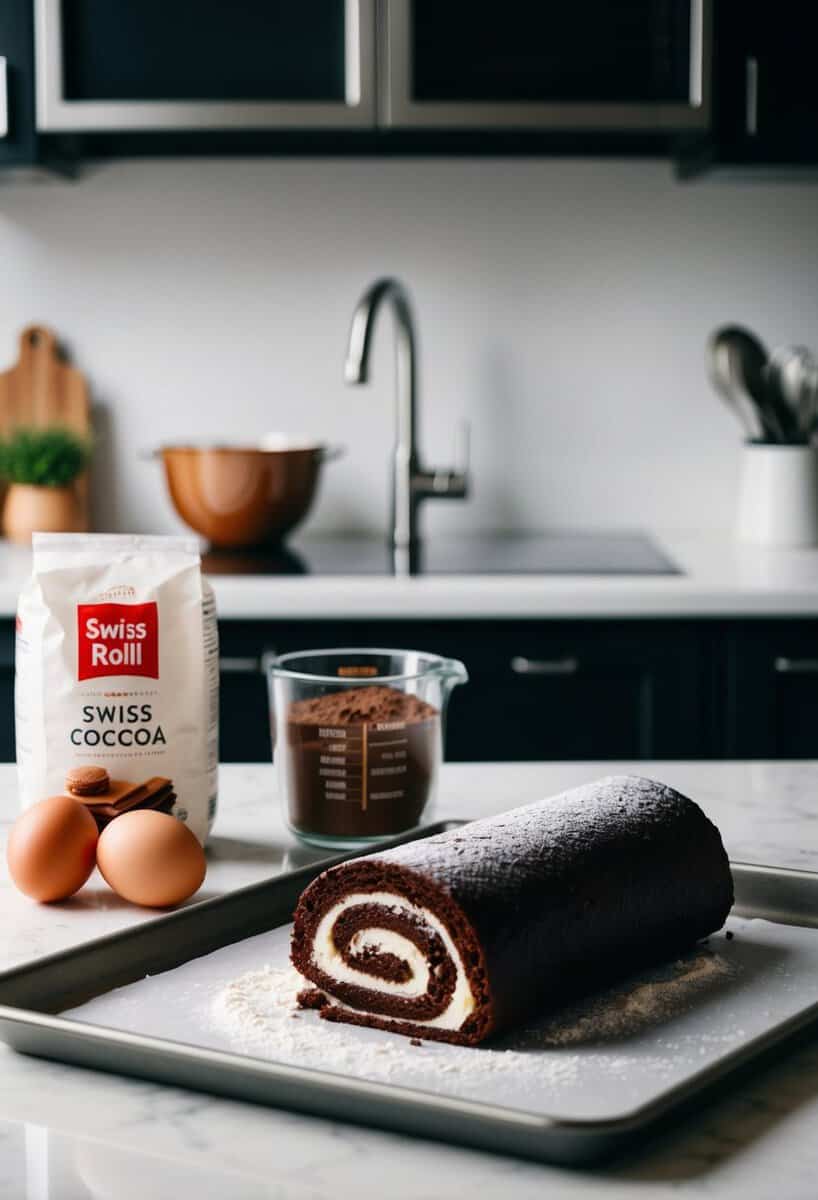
[15, 534, 219, 844]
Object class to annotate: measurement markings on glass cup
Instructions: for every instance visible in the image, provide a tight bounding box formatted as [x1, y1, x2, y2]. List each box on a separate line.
[317, 721, 410, 811]
[318, 725, 365, 809]
[367, 721, 410, 806]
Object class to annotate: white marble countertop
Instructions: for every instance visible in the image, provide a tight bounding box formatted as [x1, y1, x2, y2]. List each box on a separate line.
[2, 760, 818, 1198]
[2, 531, 818, 618]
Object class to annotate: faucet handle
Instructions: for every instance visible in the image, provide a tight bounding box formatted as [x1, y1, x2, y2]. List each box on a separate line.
[418, 420, 470, 501]
[454, 420, 470, 478]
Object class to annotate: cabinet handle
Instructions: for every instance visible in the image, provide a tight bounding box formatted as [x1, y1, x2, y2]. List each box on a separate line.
[688, 0, 705, 108]
[0, 57, 8, 139]
[510, 655, 579, 677]
[745, 56, 759, 136]
[344, 0, 362, 106]
[774, 656, 818, 675]
[219, 656, 262, 675]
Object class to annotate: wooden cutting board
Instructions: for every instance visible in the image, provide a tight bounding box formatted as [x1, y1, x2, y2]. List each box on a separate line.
[0, 325, 91, 529]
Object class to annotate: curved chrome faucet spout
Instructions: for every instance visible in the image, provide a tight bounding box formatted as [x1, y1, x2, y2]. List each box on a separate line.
[344, 276, 468, 555]
[344, 277, 415, 388]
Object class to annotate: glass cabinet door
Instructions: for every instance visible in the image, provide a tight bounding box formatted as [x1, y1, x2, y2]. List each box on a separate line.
[35, 0, 375, 131]
[381, 0, 710, 131]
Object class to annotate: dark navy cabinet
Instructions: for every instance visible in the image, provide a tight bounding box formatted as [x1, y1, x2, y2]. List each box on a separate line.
[3, 1, 816, 169]
[725, 622, 818, 759]
[0, 622, 13, 759]
[679, 0, 818, 176]
[202, 617, 814, 764]
[34, 0, 375, 134]
[385, 0, 710, 132]
[441, 621, 711, 762]
[5, 0, 710, 165]
[716, 1, 818, 160]
[0, 0, 37, 165]
[216, 617, 713, 764]
[1, 616, 816, 764]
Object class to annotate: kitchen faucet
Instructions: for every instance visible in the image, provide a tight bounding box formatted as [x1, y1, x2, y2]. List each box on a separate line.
[344, 277, 468, 561]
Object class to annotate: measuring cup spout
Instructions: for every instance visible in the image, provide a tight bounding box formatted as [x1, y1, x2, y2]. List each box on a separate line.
[439, 657, 469, 693]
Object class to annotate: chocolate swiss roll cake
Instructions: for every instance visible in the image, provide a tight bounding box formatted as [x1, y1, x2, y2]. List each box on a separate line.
[290, 775, 734, 1046]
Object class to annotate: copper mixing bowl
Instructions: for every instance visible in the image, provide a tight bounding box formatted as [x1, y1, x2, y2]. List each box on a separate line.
[157, 439, 342, 549]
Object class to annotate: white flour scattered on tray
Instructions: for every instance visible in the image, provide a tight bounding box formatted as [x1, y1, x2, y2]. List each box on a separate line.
[212, 963, 580, 1084]
[210, 948, 733, 1086]
[530, 952, 732, 1047]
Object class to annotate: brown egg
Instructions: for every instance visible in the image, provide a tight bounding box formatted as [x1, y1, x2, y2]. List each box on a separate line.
[96, 810, 206, 908]
[7, 795, 99, 902]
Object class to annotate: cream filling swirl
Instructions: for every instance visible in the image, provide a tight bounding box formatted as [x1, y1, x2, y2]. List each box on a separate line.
[308, 890, 476, 1031]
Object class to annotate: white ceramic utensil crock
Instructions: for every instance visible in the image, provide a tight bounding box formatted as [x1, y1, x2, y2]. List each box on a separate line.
[736, 443, 818, 547]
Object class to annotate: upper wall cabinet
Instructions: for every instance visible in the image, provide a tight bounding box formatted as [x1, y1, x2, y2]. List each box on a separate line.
[34, 0, 375, 132]
[5, 0, 814, 170]
[678, 0, 818, 176]
[0, 0, 36, 163]
[30, 0, 704, 142]
[381, 0, 711, 132]
[719, 1, 818, 162]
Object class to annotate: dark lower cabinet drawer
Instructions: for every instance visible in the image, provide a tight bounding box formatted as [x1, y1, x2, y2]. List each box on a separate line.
[443, 622, 709, 762]
[216, 619, 712, 764]
[726, 622, 818, 758]
[3, 615, 816, 765]
[0, 622, 13, 763]
[218, 666, 271, 763]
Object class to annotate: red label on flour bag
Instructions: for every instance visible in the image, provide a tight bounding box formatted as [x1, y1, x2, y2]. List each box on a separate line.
[77, 602, 159, 680]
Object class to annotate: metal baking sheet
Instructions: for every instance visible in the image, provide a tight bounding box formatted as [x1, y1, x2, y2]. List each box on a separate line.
[1, 826, 817, 1166]
[731, 860, 818, 928]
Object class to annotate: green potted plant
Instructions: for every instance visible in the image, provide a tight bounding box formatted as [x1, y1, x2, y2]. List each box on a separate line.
[0, 427, 92, 544]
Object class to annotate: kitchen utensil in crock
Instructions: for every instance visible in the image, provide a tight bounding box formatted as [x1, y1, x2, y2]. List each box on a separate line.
[761, 355, 805, 445]
[707, 326, 767, 441]
[767, 345, 818, 439]
[155, 440, 343, 549]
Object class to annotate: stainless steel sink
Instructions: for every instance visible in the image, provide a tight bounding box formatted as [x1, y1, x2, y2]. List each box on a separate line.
[203, 532, 681, 577]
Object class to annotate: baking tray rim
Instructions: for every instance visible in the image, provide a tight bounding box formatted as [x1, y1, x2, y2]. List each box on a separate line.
[2, 979, 818, 1140]
[1, 826, 817, 1163]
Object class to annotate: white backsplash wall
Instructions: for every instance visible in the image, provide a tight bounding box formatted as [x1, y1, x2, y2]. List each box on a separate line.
[0, 158, 817, 538]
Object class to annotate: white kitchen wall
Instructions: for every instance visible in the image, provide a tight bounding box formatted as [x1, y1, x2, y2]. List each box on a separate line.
[0, 157, 817, 539]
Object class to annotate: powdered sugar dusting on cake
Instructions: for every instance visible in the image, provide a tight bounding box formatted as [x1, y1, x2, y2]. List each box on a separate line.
[387, 774, 712, 865]
[371, 774, 731, 906]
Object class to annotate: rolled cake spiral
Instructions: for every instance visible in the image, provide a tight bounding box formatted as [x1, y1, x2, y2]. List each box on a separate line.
[290, 776, 734, 1046]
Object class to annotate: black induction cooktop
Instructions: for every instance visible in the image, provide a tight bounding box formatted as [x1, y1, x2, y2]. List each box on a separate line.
[202, 532, 680, 577]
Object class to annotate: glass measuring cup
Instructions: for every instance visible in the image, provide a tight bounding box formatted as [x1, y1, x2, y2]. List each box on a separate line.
[265, 648, 468, 849]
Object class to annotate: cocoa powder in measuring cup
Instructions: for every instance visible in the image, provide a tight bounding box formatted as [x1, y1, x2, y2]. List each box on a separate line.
[284, 686, 440, 839]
